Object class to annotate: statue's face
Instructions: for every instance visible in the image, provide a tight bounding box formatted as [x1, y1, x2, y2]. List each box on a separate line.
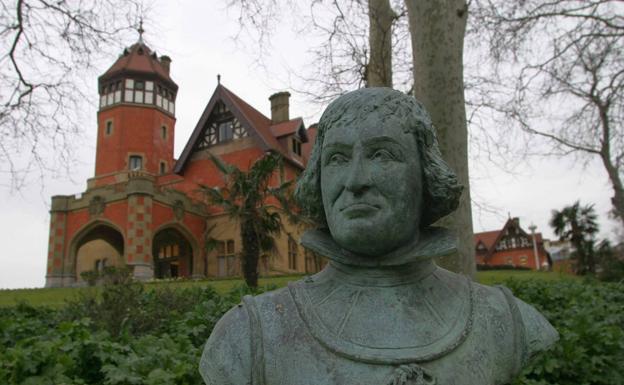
[320, 114, 422, 256]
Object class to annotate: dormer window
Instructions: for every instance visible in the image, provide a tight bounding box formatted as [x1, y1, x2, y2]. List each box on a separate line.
[292, 138, 302, 156]
[129, 155, 143, 171]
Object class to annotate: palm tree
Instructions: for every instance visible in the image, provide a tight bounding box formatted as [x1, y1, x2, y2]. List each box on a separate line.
[549, 201, 599, 274]
[200, 152, 296, 288]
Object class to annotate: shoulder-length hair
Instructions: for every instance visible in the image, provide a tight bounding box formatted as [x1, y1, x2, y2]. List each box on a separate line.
[295, 87, 462, 228]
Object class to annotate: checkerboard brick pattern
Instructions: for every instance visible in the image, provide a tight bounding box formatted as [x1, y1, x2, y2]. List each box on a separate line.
[46, 212, 66, 275]
[126, 194, 153, 264]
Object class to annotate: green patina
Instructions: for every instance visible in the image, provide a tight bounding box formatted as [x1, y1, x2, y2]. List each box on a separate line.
[200, 88, 558, 385]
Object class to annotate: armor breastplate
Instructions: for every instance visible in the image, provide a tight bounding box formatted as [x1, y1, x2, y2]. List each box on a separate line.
[245, 266, 524, 385]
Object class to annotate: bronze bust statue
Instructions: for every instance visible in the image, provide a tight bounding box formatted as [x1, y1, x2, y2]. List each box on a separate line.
[200, 88, 558, 385]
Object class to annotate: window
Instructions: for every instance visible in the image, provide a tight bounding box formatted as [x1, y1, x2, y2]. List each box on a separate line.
[288, 237, 298, 270]
[159, 161, 167, 175]
[218, 121, 233, 141]
[217, 240, 237, 277]
[129, 155, 143, 170]
[292, 138, 302, 156]
[505, 256, 513, 265]
[260, 255, 270, 274]
[94, 258, 107, 272]
[520, 256, 528, 265]
[160, 125, 167, 140]
[105, 121, 113, 136]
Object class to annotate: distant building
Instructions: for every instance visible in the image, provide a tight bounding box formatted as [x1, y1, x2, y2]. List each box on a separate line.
[45, 37, 320, 287]
[543, 239, 574, 273]
[474, 217, 550, 270]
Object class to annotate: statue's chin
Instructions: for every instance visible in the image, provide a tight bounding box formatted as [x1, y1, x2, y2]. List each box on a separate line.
[333, 233, 404, 258]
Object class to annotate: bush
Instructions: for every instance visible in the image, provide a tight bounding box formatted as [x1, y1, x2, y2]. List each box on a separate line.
[477, 264, 532, 271]
[1, 278, 622, 384]
[507, 279, 624, 385]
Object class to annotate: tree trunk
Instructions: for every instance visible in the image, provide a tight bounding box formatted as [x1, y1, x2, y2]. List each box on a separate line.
[241, 219, 259, 288]
[405, 0, 475, 277]
[367, 0, 395, 87]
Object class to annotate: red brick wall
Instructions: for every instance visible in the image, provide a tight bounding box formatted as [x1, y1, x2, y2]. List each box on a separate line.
[96, 105, 175, 177]
[485, 248, 549, 270]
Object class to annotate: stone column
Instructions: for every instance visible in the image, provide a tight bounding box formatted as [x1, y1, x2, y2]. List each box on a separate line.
[45, 196, 70, 287]
[126, 176, 155, 281]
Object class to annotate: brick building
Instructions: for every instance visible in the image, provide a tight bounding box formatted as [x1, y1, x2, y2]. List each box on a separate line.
[45, 39, 319, 287]
[474, 217, 550, 270]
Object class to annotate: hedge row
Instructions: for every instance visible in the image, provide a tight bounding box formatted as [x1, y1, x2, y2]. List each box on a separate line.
[1, 278, 622, 384]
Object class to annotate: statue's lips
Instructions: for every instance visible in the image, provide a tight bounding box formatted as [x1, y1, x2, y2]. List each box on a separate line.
[340, 203, 380, 218]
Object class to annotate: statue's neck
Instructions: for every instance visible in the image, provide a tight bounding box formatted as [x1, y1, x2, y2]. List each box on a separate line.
[325, 258, 437, 287]
[300, 226, 457, 268]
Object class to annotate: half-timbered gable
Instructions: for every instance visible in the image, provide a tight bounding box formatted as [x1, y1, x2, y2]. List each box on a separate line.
[474, 218, 550, 270]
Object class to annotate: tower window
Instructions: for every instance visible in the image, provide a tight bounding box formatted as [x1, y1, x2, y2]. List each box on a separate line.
[105, 121, 113, 136]
[161, 125, 167, 140]
[129, 155, 143, 171]
[159, 161, 166, 175]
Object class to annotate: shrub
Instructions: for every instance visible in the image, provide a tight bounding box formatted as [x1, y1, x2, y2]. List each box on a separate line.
[507, 279, 624, 385]
[1, 278, 621, 384]
[477, 264, 532, 271]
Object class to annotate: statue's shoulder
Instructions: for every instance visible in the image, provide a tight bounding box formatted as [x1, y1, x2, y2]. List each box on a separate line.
[200, 300, 252, 385]
[471, 278, 559, 364]
[511, 291, 560, 360]
[199, 286, 296, 385]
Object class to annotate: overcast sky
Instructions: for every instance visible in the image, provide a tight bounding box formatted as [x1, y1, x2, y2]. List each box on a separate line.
[0, 1, 617, 289]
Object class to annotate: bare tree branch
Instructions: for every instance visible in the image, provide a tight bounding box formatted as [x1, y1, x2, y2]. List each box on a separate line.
[0, 0, 147, 191]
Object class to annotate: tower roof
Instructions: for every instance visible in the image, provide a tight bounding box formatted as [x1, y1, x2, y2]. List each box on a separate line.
[99, 41, 177, 90]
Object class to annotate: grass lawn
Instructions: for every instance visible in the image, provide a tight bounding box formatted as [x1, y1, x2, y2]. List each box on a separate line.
[0, 270, 578, 308]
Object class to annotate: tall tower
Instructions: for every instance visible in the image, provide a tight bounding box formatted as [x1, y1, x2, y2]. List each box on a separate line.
[94, 35, 177, 186]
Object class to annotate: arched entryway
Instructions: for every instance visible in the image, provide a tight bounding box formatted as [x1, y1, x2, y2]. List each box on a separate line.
[152, 227, 194, 279]
[70, 221, 125, 284]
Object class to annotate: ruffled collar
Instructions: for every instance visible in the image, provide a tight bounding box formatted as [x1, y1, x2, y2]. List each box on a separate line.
[300, 226, 457, 268]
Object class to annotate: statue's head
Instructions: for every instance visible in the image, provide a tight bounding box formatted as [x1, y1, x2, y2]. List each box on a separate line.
[295, 88, 462, 256]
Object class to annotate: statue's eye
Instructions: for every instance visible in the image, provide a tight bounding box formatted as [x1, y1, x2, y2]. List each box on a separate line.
[371, 149, 394, 162]
[327, 153, 348, 165]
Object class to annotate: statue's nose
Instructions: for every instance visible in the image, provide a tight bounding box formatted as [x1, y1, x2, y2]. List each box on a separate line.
[344, 155, 371, 194]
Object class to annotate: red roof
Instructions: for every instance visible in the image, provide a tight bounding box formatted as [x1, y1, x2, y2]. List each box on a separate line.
[474, 230, 500, 249]
[270, 118, 304, 138]
[99, 42, 177, 89]
[474, 217, 545, 255]
[174, 84, 307, 173]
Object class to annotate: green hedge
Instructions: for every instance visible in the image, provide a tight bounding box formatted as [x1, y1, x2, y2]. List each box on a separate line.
[1, 278, 622, 384]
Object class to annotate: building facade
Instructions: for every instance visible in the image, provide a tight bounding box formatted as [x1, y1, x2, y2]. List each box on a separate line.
[474, 217, 550, 270]
[45, 39, 319, 287]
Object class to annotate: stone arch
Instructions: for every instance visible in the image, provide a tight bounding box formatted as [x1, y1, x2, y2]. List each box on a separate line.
[152, 222, 200, 279]
[68, 219, 125, 284]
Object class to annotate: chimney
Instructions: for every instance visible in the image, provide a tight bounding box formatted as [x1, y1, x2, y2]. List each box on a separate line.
[269, 91, 290, 124]
[160, 55, 172, 74]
